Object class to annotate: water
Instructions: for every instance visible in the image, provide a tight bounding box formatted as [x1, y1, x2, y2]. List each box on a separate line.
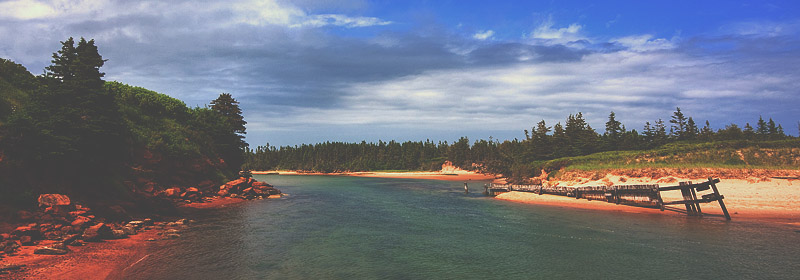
[124, 175, 800, 279]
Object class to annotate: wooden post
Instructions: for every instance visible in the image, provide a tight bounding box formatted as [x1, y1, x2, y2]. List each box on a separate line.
[679, 182, 696, 215]
[689, 185, 702, 216]
[656, 185, 665, 211]
[708, 177, 731, 220]
[539, 185, 543, 195]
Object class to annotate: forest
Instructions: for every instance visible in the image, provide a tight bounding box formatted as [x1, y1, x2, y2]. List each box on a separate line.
[244, 110, 796, 183]
[0, 38, 248, 209]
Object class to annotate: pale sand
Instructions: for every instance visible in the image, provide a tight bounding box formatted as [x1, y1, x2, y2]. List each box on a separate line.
[496, 174, 800, 226]
[252, 170, 499, 182]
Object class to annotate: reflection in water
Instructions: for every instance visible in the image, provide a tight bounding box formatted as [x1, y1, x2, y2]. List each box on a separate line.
[123, 175, 800, 279]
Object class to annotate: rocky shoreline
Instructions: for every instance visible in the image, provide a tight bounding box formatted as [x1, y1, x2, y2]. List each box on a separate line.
[0, 176, 281, 277]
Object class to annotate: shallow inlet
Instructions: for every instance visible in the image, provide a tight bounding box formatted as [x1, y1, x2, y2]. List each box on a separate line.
[122, 175, 800, 279]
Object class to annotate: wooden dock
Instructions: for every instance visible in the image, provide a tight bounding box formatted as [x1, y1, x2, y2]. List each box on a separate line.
[485, 177, 730, 220]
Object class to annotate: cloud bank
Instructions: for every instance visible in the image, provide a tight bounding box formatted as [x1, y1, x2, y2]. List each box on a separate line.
[1, 1, 798, 146]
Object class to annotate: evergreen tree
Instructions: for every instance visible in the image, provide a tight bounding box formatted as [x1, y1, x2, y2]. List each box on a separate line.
[669, 107, 687, 140]
[685, 117, 698, 140]
[604, 111, 623, 150]
[551, 122, 568, 158]
[767, 118, 778, 139]
[700, 120, 714, 142]
[40, 37, 126, 185]
[743, 123, 755, 140]
[209, 93, 248, 174]
[527, 120, 552, 160]
[756, 116, 768, 138]
[654, 119, 668, 146]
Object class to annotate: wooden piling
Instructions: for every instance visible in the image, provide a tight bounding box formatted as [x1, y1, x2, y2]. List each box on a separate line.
[708, 177, 731, 220]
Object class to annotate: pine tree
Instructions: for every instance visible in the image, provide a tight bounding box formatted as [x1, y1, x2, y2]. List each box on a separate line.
[669, 107, 687, 140]
[209, 93, 248, 174]
[700, 120, 714, 142]
[654, 119, 667, 146]
[604, 111, 623, 150]
[767, 118, 778, 139]
[756, 116, 768, 138]
[685, 117, 698, 140]
[743, 123, 755, 139]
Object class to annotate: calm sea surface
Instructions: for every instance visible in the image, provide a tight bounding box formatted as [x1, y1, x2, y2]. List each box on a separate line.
[123, 175, 800, 279]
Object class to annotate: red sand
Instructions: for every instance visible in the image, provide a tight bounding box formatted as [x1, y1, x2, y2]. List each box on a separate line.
[2, 196, 248, 279]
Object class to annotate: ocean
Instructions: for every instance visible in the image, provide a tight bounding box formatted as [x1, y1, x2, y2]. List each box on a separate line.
[122, 175, 800, 279]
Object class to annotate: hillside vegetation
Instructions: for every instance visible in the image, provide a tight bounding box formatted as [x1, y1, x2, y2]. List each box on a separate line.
[535, 139, 800, 175]
[0, 38, 247, 216]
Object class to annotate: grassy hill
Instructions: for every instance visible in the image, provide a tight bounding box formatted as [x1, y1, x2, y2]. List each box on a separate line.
[534, 140, 800, 177]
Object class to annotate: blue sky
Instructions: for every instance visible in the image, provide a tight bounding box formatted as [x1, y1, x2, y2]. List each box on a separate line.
[1, 0, 799, 146]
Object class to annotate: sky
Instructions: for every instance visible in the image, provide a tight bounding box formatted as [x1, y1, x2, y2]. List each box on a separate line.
[1, 0, 799, 147]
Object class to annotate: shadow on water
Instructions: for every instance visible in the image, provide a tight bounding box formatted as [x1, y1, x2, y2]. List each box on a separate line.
[123, 175, 800, 280]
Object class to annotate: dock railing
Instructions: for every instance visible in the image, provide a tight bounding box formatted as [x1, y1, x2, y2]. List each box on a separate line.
[485, 177, 729, 219]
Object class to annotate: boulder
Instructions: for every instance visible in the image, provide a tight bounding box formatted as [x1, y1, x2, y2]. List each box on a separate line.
[71, 216, 91, 228]
[69, 210, 88, 217]
[122, 226, 137, 236]
[37, 194, 71, 208]
[63, 234, 80, 245]
[228, 177, 248, 187]
[111, 229, 127, 239]
[60, 226, 73, 235]
[33, 246, 69, 255]
[82, 223, 112, 242]
[1, 240, 20, 254]
[164, 233, 181, 239]
[163, 187, 182, 198]
[19, 236, 33, 246]
[127, 221, 145, 229]
[252, 181, 272, 188]
[44, 230, 62, 240]
[12, 226, 36, 237]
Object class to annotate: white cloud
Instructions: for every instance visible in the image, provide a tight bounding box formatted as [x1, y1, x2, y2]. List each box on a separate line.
[528, 17, 586, 45]
[234, 0, 390, 28]
[472, 30, 494, 40]
[612, 34, 676, 52]
[271, 49, 794, 132]
[0, 0, 56, 20]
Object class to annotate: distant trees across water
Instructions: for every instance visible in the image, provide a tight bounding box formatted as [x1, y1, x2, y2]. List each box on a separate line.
[244, 109, 795, 182]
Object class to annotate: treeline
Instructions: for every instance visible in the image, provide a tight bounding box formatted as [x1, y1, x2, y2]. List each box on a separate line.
[0, 38, 247, 207]
[245, 108, 795, 182]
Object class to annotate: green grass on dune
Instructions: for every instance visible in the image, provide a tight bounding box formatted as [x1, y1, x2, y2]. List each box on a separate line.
[535, 139, 800, 172]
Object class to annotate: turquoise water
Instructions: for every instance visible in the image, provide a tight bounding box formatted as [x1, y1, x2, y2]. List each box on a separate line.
[124, 175, 800, 279]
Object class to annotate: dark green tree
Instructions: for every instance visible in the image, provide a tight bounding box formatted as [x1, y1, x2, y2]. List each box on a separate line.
[669, 107, 687, 140]
[209, 93, 248, 175]
[604, 111, 623, 150]
[685, 117, 698, 140]
[700, 120, 714, 142]
[743, 123, 755, 140]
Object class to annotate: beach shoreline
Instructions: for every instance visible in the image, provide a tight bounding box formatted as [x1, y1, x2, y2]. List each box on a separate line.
[1, 196, 249, 279]
[252, 170, 502, 182]
[493, 173, 800, 227]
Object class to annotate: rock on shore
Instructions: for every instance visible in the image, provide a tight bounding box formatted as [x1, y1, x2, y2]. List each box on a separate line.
[218, 177, 281, 199]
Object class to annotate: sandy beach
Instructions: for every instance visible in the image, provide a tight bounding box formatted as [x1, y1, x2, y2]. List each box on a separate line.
[495, 172, 800, 226]
[252, 170, 499, 182]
